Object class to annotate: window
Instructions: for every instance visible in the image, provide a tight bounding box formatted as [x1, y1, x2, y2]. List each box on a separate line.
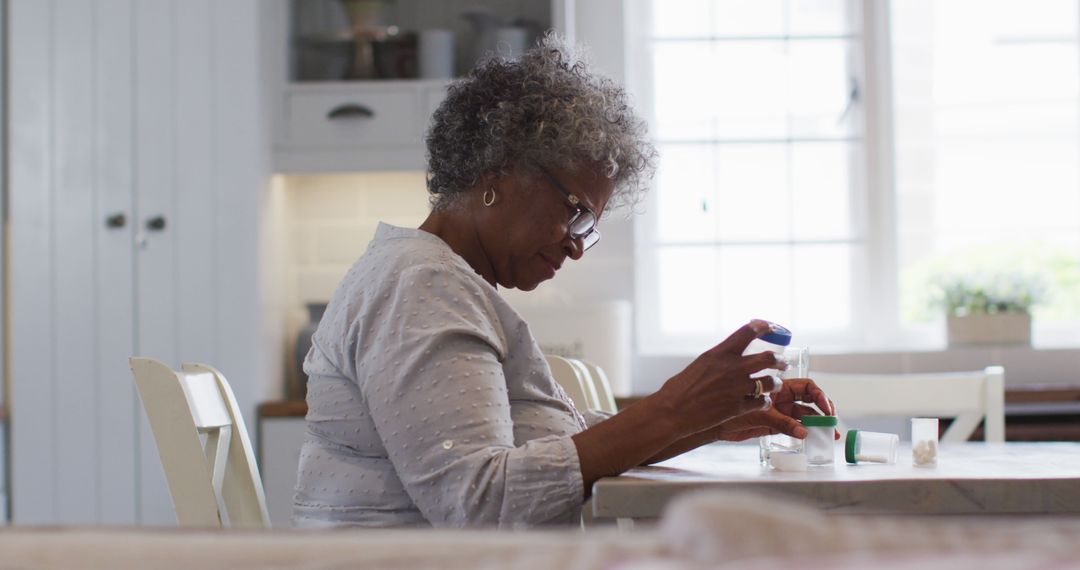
[892, 0, 1080, 344]
[632, 0, 1080, 353]
[633, 0, 867, 353]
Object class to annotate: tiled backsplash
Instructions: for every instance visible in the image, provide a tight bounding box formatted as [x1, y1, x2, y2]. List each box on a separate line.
[281, 172, 430, 393]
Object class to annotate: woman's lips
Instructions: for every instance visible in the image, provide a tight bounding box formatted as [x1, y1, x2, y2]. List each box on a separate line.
[539, 254, 560, 276]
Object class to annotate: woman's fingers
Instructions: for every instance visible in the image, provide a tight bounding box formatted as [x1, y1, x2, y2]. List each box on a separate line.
[758, 409, 808, 439]
[717, 427, 775, 441]
[740, 375, 781, 399]
[735, 350, 787, 377]
[782, 378, 835, 416]
[786, 402, 821, 418]
[739, 394, 772, 414]
[708, 319, 772, 356]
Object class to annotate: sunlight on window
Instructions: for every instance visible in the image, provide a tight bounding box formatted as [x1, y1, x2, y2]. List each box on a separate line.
[893, 0, 1080, 333]
[639, 0, 861, 352]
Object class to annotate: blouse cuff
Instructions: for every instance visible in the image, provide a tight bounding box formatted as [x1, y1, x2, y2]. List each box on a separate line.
[505, 434, 586, 526]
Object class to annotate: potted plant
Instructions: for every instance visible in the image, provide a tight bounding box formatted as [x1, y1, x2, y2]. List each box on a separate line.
[932, 272, 1046, 347]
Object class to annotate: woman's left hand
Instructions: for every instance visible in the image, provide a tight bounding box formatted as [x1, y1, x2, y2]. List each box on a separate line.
[710, 378, 837, 442]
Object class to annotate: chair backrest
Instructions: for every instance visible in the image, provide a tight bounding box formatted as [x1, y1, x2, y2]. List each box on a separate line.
[129, 357, 270, 528]
[545, 354, 597, 411]
[577, 359, 618, 414]
[565, 358, 603, 410]
[811, 366, 1005, 443]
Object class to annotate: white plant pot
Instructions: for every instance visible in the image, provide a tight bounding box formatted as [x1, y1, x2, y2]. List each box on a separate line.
[946, 312, 1031, 347]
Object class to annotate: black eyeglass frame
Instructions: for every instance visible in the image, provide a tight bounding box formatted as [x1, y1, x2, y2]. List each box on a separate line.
[532, 163, 601, 251]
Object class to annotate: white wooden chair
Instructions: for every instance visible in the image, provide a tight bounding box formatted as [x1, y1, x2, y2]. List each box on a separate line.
[576, 359, 618, 414]
[812, 366, 1006, 442]
[129, 357, 270, 528]
[545, 354, 599, 411]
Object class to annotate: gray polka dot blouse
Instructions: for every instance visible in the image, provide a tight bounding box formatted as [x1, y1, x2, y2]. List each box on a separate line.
[293, 223, 609, 528]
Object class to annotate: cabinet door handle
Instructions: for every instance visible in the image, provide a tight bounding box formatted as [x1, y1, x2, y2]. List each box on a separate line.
[105, 213, 126, 229]
[146, 216, 167, 231]
[327, 103, 375, 120]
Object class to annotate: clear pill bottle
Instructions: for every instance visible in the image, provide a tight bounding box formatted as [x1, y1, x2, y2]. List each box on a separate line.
[746, 323, 792, 465]
[801, 415, 837, 466]
[911, 418, 939, 468]
[844, 429, 899, 465]
[742, 323, 792, 384]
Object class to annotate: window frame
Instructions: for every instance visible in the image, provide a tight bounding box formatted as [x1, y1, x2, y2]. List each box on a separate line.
[628, 0, 901, 354]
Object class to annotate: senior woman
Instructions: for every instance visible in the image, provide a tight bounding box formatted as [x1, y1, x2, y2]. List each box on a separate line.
[293, 36, 834, 528]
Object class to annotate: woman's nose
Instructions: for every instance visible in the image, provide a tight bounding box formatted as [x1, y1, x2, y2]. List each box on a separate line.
[563, 235, 585, 260]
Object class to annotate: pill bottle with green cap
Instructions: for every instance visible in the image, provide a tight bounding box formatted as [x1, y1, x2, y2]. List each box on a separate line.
[801, 415, 837, 466]
[844, 429, 899, 465]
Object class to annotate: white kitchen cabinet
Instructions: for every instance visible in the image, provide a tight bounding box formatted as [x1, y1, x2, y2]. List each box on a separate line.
[276, 80, 448, 172]
[259, 416, 308, 527]
[8, 0, 275, 525]
[266, 0, 572, 173]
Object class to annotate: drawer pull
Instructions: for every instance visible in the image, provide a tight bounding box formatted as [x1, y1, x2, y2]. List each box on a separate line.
[327, 104, 375, 120]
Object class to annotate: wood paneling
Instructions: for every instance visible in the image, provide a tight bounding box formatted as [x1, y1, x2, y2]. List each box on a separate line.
[10, 0, 57, 524]
[94, 0, 138, 525]
[53, 0, 98, 523]
[9, 0, 269, 525]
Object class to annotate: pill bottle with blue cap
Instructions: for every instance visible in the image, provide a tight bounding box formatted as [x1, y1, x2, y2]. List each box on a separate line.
[745, 322, 791, 466]
[742, 322, 792, 388]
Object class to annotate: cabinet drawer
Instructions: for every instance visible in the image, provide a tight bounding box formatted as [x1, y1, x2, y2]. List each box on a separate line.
[286, 90, 417, 147]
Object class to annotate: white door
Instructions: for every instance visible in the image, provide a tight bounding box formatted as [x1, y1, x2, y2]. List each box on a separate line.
[9, 0, 271, 525]
[9, 0, 140, 525]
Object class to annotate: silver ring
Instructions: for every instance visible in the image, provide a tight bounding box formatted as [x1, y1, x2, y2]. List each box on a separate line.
[751, 379, 764, 398]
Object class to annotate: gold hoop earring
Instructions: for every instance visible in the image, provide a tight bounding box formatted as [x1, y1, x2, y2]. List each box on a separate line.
[483, 187, 496, 207]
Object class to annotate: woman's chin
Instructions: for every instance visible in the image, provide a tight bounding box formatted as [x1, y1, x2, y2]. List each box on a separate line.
[516, 279, 542, 292]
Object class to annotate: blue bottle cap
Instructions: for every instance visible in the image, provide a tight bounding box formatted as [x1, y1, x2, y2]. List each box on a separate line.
[759, 323, 792, 346]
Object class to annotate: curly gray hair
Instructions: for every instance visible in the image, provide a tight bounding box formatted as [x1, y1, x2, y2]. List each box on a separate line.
[425, 33, 657, 214]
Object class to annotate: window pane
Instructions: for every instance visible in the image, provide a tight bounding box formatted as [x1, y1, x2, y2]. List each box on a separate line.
[653, 0, 713, 38]
[712, 0, 784, 37]
[709, 42, 790, 139]
[791, 244, 853, 331]
[714, 144, 790, 241]
[930, 140, 1080, 236]
[658, 247, 719, 334]
[651, 42, 725, 140]
[641, 0, 862, 351]
[790, 142, 853, 240]
[654, 41, 790, 140]
[788, 40, 855, 138]
[893, 0, 1080, 330]
[789, 0, 854, 36]
[655, 144, 718, 242]
[717, 246, 793, 331]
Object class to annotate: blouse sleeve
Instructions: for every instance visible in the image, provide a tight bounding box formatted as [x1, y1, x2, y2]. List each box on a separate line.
[357, 264, 585, 528]
[581, 408, 614, 428]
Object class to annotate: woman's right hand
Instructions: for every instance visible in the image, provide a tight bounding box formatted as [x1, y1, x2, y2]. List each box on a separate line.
[572, 319, 788, 491]
[653, 319, 786, 439]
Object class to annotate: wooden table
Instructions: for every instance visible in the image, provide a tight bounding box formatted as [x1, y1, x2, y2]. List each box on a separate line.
[592, 442, 1080, 518]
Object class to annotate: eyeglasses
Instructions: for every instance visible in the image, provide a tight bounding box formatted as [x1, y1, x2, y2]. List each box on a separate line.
[535, 165, 601, 251]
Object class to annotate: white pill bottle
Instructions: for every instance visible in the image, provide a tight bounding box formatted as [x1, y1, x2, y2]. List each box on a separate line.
[801, 415, 837, 466]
